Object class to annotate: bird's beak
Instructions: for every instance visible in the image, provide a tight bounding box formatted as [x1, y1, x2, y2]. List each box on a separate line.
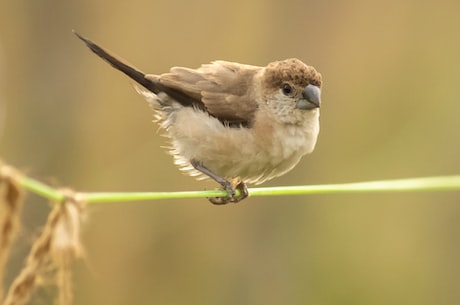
[296, 84, 321, 110]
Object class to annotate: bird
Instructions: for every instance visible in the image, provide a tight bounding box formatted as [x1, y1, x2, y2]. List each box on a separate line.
[74, 31, 322, 204]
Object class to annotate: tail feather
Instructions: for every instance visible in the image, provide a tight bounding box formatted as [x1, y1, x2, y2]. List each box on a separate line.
[73, 30, 160, 94]
[74, 31, 206, 112]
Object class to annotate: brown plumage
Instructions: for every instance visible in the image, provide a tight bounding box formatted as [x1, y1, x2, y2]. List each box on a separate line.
[149, 61, 261, 125]
[74, 31, 323, 204]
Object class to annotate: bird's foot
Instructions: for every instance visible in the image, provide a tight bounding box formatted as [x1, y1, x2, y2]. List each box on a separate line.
[209, 179, 248, 205]
[190, 159, 248, 205]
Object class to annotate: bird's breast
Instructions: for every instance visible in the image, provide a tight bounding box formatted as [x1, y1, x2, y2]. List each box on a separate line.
[165, 107, 320, 185]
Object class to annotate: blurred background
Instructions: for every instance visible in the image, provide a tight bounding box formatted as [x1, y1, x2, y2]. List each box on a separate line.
[1, 0, 460, 304]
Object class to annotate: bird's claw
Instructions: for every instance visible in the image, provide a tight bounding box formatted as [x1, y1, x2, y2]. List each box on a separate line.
[209, 180, 248, 205]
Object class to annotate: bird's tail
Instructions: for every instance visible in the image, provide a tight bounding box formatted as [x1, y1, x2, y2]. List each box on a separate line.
[74, 31, 186, 125]
[73, 31, 160, 94]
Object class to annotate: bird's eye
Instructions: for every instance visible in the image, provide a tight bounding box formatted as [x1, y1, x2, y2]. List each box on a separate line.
[282, 83, 292, 96]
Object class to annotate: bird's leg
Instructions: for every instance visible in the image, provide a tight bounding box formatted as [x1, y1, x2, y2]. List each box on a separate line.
[190, 159, 248, 204]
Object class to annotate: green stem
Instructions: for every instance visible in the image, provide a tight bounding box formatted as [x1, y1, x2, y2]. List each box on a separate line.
[248, 175, 460, 196]
[16, 174, 460, 203]
[19, 175, 65, 201]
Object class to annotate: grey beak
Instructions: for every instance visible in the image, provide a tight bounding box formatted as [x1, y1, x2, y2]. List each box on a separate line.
[296, 84, 321, 110]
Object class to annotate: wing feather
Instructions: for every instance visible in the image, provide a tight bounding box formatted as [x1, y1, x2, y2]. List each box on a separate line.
[158, 61, 261, 125]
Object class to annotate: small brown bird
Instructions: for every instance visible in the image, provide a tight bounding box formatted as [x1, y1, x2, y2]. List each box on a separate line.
[74, 32, 322, 204]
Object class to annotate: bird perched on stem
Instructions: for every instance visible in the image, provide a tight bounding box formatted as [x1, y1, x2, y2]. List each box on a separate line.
[74, 31, 322, 204]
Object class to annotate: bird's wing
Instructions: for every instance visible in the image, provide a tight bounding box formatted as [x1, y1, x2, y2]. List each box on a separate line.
[153, 61, 261, 126]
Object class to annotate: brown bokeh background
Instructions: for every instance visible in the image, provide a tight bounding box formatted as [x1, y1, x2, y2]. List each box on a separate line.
[1, 0, 460, 304]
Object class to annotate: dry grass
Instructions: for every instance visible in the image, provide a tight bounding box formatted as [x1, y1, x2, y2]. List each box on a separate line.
[0, 161, 85, 305]
[0, 162, 24, 302]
